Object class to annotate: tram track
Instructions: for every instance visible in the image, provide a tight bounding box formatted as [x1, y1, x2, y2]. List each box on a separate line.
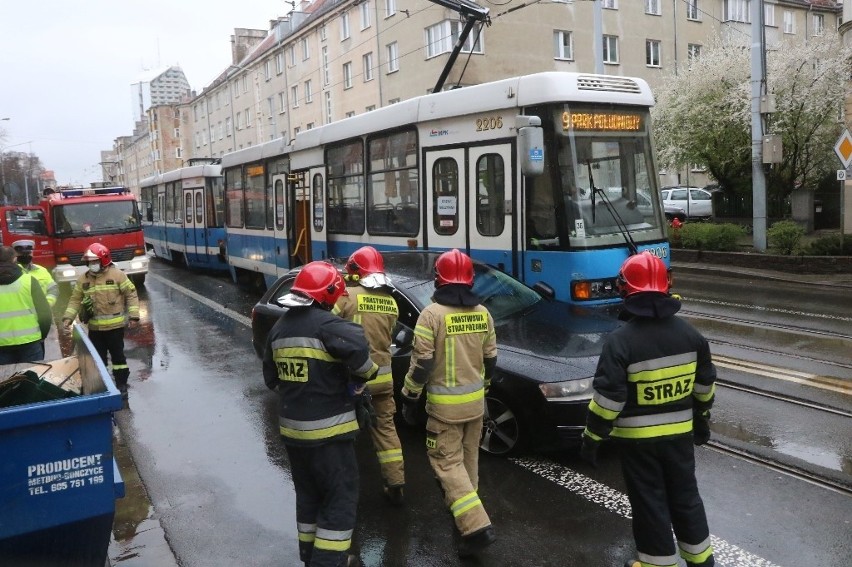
[705, 440, 852, 497]
[680, 308, 852, 343]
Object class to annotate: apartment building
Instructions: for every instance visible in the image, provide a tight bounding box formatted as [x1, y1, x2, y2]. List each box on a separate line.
[110, 0, 842, 194]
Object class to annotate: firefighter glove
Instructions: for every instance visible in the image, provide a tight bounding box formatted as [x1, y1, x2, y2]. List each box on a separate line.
[400, 388, 419, 426]
[693, 410, 711, 446]
[62, 318, 72, 330]
[355, 390, 378, 430]
[580, 434, 600, 468]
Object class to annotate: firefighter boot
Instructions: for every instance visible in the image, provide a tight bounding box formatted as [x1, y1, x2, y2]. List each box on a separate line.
[383, 484, 404, 507]
[114, 369, 130, 400]
[457, 525, 496, 558]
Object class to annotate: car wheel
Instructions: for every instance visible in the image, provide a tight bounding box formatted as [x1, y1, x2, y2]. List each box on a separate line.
[480, 395, 523, 456]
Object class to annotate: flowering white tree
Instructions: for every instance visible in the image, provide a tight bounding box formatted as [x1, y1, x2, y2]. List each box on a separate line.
[652, 32, 852, 197]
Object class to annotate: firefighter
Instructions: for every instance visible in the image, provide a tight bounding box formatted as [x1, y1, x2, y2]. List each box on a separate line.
[12, 239, 59, 308]
[0, 246, 52, 364]
[400, 249, 498, 558]
[332, 246, 405, 505]
[581, 251, 716, 567]
[62, 243, 139, 398]
[262, 260, 379, 567]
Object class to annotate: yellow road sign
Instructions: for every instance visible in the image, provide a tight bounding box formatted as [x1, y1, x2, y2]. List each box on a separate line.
[834, 129, 852, 168]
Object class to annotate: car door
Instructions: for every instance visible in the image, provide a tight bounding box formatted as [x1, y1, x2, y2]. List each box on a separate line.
[689, 188, 713, 217]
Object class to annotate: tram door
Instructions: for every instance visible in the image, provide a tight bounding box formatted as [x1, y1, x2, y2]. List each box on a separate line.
[287, 170, 311, 267]
[183, 188, 207, 265]
[425, 144, 515, 274]
[308, 168, 328, 261]
[271, 173, 289, 276]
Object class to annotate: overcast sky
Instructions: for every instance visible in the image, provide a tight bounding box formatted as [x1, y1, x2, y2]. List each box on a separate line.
[0, 0, 286, 185]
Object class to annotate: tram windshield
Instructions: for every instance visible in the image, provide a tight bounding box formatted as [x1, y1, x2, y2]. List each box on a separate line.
[526, 104, 665, 250]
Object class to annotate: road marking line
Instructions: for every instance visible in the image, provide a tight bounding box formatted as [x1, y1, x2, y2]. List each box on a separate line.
[714, 355, 851, 395]
[148, 273, 252, 328]
[511, 457, 783, 567]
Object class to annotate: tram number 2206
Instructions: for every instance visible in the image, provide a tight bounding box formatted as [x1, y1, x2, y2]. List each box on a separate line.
[476, 116, 504, 132]
[646, 246, 668, 259]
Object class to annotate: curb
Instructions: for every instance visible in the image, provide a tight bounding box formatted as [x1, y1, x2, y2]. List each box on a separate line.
[670, 262, 852, 289]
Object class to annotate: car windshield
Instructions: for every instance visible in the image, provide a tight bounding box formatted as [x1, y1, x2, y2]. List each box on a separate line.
[396, 262, 543, 322]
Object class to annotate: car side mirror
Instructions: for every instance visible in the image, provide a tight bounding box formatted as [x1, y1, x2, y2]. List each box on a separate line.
[532, 281, 555, 300]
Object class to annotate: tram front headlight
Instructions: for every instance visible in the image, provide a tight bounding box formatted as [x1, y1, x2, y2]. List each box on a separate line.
[571, 278, 619, 301]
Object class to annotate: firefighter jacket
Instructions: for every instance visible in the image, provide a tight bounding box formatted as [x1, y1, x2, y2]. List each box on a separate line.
[262, 304, 379, 447]
[0, 263, 52, 347]
[22, 262, 59, 308]
[63, 264, 140, 331]
[332, 283, 398, 396]
[404, 286, 497, 424]
[584, 293, 716, 443]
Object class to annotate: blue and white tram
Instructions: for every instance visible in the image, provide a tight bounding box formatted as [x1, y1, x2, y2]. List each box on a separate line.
[140, 161, 228, 271]
[221, 71, 670, 304]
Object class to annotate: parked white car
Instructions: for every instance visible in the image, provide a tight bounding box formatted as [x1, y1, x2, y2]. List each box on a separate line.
[660, 186, 714, 219]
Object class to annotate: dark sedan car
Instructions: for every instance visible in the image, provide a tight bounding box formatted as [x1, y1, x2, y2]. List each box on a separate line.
[251, 251, 621, 456]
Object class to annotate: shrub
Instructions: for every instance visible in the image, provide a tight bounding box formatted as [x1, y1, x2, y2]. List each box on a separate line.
[805, 234, 852, 256]
[767, 220, 805, 255]
[673, 223, 743, 251]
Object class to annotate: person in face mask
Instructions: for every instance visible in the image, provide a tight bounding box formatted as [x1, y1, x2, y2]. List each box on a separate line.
[62, 243, 140, 400]
[12, 240, 59, 309]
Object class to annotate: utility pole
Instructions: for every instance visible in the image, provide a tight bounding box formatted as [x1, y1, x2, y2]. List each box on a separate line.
[751, 0, 768, 251]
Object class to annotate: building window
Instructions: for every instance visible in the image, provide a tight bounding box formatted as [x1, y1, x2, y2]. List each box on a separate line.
[553, 30, 573, 60]
[602, 0, 616, 8]
[341, 12, 351, 40]
[291, 85, 299, 108]
[686, 0, 699, 21]
[288, 46, 296, 67]
[236, 111, 243, 130]
[387, 42, 399, 72]
[783, 10, 795, 34]
[307, 122, 315, 130]
[813, 13, 824, 36]
[366, 105, 376, 112]
[765, 3, 775, 26]
[687, 43, 701, 66]
[385, 0, 396, 18]
[276, 52, 284, 74]
[265, 59, 272, 80]
[305, 80, 313, 103]
[325, 91, 332, 124]
[301, 37, 310, 60]
[646, 39, 661, 67]
[425, 21, 483, 58]
[244, 108, 252, 128]
[725, 0, 750, 23]
[319, 46, 330, 87]
[175, 147, 182, 159]
[603, 35, 619, 64]
[360, 1, 371, 29]
[226, 117, 232, 137]
[343, 62, 353, 89]
[242, 76, 248, 94]
[279, 92, 287, 113]
[363, 52, 374, 81]
[320, 25, 327, 41]
[645, 0, 661, 16]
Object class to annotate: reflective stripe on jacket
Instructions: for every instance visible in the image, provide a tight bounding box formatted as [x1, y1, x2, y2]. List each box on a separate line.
[405, 302, 497, 423]
[333, 284, 397, 396]
[262, 305, 378, 446]
[585, 316, 716, 442]
[64, 265, 139, 331]
[0, 276, 42, 346]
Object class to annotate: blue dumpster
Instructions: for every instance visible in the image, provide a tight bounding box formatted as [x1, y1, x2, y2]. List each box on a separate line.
[0, 323, 124, 567]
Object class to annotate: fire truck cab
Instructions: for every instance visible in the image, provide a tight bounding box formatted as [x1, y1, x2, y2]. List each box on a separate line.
[46, 184, 148, 286]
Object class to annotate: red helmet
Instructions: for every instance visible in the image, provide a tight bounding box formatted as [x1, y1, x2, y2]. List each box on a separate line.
[617, 251, 669, 297]
[82, 243, 112, 267]
[291, 261, 347, 309]
[434, 249, 474, 287]
[346, 246, 385, 279]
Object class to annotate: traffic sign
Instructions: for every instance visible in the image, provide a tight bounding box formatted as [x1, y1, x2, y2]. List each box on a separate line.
[834, 129, 852, 168]
[838, 170, 847, 181]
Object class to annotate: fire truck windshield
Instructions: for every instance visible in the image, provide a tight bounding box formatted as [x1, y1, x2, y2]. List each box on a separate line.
[53, 201, 141, 235]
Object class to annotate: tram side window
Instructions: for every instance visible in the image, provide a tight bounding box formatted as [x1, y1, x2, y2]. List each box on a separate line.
[225, 168, 244, 228]
[327, 140, 365, 234]
[367, 128, 419, 236]
[432, 158, 459, 236]
[245, 165, 266, 229]
[165, 182, 180, 224]
[476, 154, 505, 236]
[207, 177, 225, 228]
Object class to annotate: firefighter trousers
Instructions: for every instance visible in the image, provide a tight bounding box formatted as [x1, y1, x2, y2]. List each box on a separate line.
[88, 328, 129, 389]
[426, 416, 491, 537]
[367, 392, 404, 487]
[619, 436, 714, 567]
[286, 440, 359, 567]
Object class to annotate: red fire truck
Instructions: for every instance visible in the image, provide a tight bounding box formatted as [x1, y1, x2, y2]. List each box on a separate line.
[0, 184, 148, 287]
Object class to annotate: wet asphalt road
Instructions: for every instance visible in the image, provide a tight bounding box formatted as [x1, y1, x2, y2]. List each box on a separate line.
[103, 259, 852, 567]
